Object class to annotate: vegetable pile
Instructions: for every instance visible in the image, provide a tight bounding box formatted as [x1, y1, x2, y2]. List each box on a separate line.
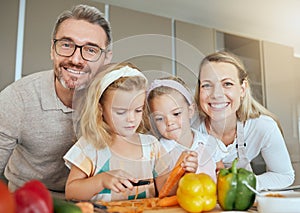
[0, 157, 257, 213]
[156, 155, 256, 212]
[157, 151, 217, 212]
[0, 179, 84, 213]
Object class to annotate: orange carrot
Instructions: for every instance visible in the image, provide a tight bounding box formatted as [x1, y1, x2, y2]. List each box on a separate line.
[75, 202, 94, 213]
[157, 195, 178, 207]
[158, 151, 189, 198]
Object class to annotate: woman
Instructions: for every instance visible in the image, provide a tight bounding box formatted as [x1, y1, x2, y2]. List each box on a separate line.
[194, 51, 294, 190]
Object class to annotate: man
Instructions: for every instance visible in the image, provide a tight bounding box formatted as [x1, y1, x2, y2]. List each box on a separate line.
[0, 4, 112, 194]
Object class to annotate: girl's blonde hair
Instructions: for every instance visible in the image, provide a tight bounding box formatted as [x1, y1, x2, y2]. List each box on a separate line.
[79, 62, 147, 149]
[194, 51, 283, 132]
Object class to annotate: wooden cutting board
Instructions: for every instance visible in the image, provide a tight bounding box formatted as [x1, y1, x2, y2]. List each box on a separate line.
[96, 199, 231, 213]
[143, 205, 225, 213]
[143, 206, 186, 213]
[143, 205, 258, 213]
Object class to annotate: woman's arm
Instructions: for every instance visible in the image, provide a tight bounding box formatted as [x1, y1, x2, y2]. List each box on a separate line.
[256, 124, 295, 190]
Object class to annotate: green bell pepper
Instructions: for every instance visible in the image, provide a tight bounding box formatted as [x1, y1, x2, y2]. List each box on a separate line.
[217, 158, 256, 211]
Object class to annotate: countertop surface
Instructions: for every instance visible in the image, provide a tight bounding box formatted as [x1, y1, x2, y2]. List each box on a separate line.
[94, 204, 258, 213]
[95, 197, 258, 213]
[143, 205, 258, 213]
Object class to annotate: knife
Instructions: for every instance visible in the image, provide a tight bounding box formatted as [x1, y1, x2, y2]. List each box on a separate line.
[122, 179, 152, 188]
[131, 179, 152, 186]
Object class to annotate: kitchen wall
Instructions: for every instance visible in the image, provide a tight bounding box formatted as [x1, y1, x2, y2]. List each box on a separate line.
[0, 0, 18, 90]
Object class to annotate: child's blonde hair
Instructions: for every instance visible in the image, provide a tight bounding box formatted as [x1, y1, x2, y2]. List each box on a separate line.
[80, 62, 148, 149]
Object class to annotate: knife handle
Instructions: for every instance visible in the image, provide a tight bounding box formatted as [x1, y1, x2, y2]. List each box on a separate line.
[131, 180, 151, 186]
[122, 180, 151, 188]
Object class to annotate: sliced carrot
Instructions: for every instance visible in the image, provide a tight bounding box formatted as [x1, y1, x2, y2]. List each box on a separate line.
[157, 195, 178, 207]
[75, 202, 94, 213]
[158, 151, 189, 198]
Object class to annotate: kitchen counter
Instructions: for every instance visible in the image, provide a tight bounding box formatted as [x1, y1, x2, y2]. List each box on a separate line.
[95, 198, 258, 213]
[143, 205, 258, 213]
[95, 204, 258, 213]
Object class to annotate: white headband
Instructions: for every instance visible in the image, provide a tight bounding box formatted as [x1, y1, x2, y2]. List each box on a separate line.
[99, 65, 147, 98]
[147, 79, 193, 105]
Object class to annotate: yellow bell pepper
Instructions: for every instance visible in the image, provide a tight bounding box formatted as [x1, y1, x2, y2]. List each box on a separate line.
[176, 173, 217, 213]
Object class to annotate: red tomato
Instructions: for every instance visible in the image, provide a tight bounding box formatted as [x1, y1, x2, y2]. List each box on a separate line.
[0, 180, 15, 213]
[14, 180, 53, 213]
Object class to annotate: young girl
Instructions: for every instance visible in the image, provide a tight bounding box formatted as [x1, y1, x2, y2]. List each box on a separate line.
[63, 62, 167, 201]
[146, 76, 217, 183]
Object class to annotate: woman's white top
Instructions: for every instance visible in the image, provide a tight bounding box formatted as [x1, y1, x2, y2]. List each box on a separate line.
[195, 115, 295, 190]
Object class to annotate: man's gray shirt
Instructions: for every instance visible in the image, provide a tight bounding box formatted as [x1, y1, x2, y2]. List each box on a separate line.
[0, 70, 76, 192]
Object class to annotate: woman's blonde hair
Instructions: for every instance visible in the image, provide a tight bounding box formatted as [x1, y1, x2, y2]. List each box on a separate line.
[194, 51, 283, 132]
[79, 62, 147, 149]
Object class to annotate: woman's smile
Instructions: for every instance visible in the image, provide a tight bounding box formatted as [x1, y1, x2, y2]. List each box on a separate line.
[209, 102, 230, 110]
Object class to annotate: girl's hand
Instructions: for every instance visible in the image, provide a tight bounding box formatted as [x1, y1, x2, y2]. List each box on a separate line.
[216, 160, 225, 174]
[99, 170, 137, 193]
[181, 151, 198, 173]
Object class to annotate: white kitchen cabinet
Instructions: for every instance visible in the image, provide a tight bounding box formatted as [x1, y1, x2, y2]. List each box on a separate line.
[262, 41, 299, 162]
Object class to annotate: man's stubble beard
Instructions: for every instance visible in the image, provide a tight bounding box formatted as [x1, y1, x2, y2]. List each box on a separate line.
[55, 67, 90, 91]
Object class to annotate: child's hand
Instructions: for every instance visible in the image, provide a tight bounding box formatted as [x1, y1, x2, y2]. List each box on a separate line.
[181, 151, 198, 173]
[99, 170, 137, 193]
[216, 160, 225, 174]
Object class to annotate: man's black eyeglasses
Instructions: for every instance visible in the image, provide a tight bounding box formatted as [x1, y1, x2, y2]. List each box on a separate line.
[53, 39, 106, 62]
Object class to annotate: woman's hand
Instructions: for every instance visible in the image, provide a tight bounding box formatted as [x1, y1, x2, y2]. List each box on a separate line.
[181, 151, 198, 173]
[99, 170, 137, 193]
